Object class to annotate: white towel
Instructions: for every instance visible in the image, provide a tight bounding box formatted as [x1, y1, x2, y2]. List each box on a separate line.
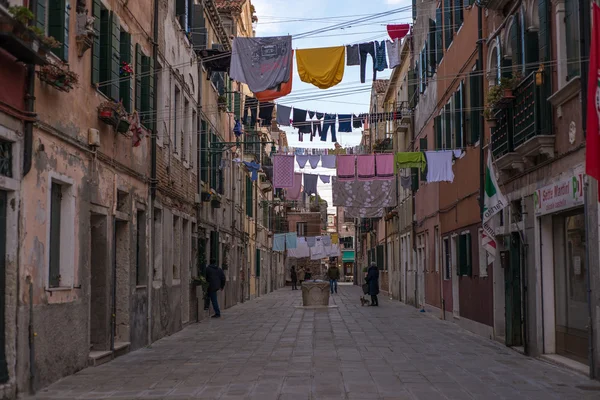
[425, 151, 454, 183]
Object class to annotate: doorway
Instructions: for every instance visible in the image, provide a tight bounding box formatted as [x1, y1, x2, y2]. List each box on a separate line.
[90, 214, 110, 351]
[504, 232, 523, 347]
[0, 191, 9, 383]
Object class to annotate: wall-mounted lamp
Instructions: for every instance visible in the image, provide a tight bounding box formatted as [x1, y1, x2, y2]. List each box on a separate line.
[535, 64, 544, 86]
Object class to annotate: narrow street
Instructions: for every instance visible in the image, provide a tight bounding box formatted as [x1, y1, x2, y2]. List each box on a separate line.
[35, 284, 599, 400]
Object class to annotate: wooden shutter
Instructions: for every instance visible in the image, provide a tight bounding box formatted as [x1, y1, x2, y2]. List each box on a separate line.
[49, 184, 62, 288]
[411, 168, 419, 191]
[234, 92, 242, 120]
[435, 7, 443, 63]
[246, 176, 253, 218]
[454, 88, 462, 148]
[176, 0, 186, 30]
[48, 0, 69, 60]
[429, 19, 437, 72]
[524, 30, 539, 75]
[510, 15, 521, 71]
[444, 103, 451, 148]
[91, 0, 101, 85]
[191, 4, 207, 51]
[444, 0, 453, 50]
[434, 115, 442, 149]
[255, 249, 261, 276]
[376, 245, 384, 269]
[141, 55, 150, 126]
[147, 57, 155, 130]
[119, 31, 132, 112]
[210, 132, 217, 190]
[36, 0, 47, 31]
[135, 44, 142, 113]
[565, 0, 580, 79]
[454, 0, 463, 28]
[458, 234, 466, 275]
[412, 0, 417, 20]
[200, 121, 208, 182]
[465, 232, 472, 276]
[408, 70, 416, 108]
[419, 138, 428, 181]
[108, 12, 120, 101]
[538, 0, 551, 63]
[468, 69, 481, 144]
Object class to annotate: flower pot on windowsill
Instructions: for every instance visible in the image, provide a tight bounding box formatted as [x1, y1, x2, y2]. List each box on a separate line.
[116, 117, 130, 133]
[486, 118, 498, 128]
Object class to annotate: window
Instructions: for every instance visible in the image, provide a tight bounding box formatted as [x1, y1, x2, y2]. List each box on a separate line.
[255, 249, 261, 277]
[37, 0, 70, 61]
[443, 0, 453, 49]
[176, 0, 194, 33]
[192, 110, 198, 167]
[417, 234, 426, 273]
[47, 178, 75, 288]
[174, 86, 180, 153]
[468, 62, 482, 144]
[454, 82, 464, 148]
[119, 30, 132, 112]
[434, 226, 440, 273]
[0, 140, 12, 178]
[183, 98, 190, 160]
[246, 176, 253, 218]
[140, 54, 154, 130]
[93, 4, 120, 100]
[443, 237, 451, 280]
[296, 222, 307, 237]
[173, 216, 180, 281]
[457, 231, 472, 276]
[49, 183, 62, 287]
[429, 19, 437, 72]
[565, 0, 580, 79]
[200, 120, 208, 182]
[136, 210, 147, 285]
[478, 228, 488, 277]
[153, 208, 162, 281]
[435, 7, 443, 63]
[210, 230, 220, 266]
[210, 132, 223, 193]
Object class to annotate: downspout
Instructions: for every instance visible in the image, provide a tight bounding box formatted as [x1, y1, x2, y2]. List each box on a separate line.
[520, 201, 529, 355]
[584, 178, 595, 378]
[23, 2, 37, 177]
[148, 0, 159, 345]
[477, 3, 484, 218]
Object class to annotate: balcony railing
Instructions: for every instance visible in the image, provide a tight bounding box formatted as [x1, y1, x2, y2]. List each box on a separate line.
[490, 70, 552, 163]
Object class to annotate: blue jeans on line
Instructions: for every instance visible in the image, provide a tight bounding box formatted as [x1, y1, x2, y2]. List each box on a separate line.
[209, 291, 221, 316]
[330, 279, 338, 294]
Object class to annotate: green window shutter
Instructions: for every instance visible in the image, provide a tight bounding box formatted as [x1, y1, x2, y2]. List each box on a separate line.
[142, 56, 155, 130]
[565, 0, 581, 79]
[99, 9, 110, 96]
[255, 249, 261, 277]
[444, 103, 451, 148]
[510, 15, 521, 71]
[234, 92, 242, 120]
[435, 8, 443, 63]
[36, 0, 47, 31]
[411, 168, 419, 191]
[91, 0, 101, 85]
[454, 0, 463, 29]
[466, 232, 472, 276]
[408, 70, 416, 108]
[419, 138, 428, 181]
[48, 0, 69, 61]
[468, 70, 480, 144]
[454, 88, 462, 148]
[434, 115, 442, 149]
[458, 234, 466, 275]
[119, 31, 132, 112]
[176, 0, 187, 29]
[227, 78, 232, 111]
[135, 44, 142, 113]
[429, 19, 437, 72]
[246, 176, 253, 218]
[412, 0, 417, 20]
[200, 121, 208, 182]
[538, 0, 551, 63]
[210, 132, 217, 190]
[444, 0, 453, 50]
[108, 12, 120, 101]
[49, 184, 62, 287]
[524, 30, 539, 75]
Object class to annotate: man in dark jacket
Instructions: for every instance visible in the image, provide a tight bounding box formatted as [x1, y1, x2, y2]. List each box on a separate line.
[327, 265, 341, 294]
[205, 260, 226, 318]
[365, 262, 379, 306]
[291, 266, 298, 290]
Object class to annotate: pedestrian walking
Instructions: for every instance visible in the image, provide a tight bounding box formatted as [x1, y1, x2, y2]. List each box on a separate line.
[291, 266, 298, 290]
[327, 264, 340, 294]
[205, 259, 226, 318]
[365, 262, 379, 306]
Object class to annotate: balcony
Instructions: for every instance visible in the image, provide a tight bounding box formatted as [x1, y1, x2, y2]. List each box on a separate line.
[0, 14, 49, 65]
[490, 71, 554, 173]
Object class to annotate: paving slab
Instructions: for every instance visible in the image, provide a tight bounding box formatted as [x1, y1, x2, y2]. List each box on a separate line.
[32, 284, 600, 399]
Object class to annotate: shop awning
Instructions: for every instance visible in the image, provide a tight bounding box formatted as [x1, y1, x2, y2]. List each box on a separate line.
[342, 251, 355, 262]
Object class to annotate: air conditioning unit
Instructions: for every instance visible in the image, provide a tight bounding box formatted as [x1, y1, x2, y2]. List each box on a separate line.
[88, 128, 100, 147]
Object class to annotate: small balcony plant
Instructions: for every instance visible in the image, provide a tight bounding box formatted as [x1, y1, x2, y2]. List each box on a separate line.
[37, 63, 79, 92]
[97, 100, 130, 133]
[484, 73, 523, 126]
[119, 61, 133, 77]
[4, 6, 60, 54]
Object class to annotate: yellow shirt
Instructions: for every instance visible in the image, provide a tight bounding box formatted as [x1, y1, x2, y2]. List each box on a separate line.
[296, 46, 345, 89]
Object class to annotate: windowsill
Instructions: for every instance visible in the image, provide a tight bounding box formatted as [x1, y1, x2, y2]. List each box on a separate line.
[46, 286, 74, 292]
[135, 285, 147, 290]
[548, 76, 581, 108]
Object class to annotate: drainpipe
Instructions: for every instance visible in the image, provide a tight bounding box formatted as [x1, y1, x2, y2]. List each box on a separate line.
[477, 3, 484, 218]
[584, 177, 595, 378]
[23, 0, 38, 177]
[519, 201, 529, 355]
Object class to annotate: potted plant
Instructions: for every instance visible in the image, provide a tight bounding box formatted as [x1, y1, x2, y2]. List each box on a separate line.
[98, 100, 129, 132]
[217, 95, 227, 111]
[37, 63, 79, 92]
[5, 6, 59, 52]
[483, 108, 497, 128]
[6, 6, 33, 34]
[119, 61, 133, 77]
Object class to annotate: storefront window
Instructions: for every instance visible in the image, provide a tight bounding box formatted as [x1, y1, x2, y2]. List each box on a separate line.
[553, 211, 588, 364]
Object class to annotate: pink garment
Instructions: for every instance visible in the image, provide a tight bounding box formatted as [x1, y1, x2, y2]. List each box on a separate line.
[336, 155, 356, 181]
[375, 153, 394, 180]
[285, 173, 303, 200]
[357, 155, 375, 181]
[273, 155, 296, 188]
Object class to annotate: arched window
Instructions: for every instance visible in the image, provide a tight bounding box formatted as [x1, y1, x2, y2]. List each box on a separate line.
[487, 41, 502, 85]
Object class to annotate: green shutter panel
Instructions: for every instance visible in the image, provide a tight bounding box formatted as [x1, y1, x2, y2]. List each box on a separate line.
[466, 232, 472, 276]
[429, 19, 437, 72]
[91, 0, 101, 85]
[444, 103, 451, 148]
[256, 249, 261, 277]
[411, 168, 419, 191]
[412, 0, 417, 20]
[210, 133, 217, 190]
[141, 55, 150, 126]
[408, 70, 416, 108]
[49, 184, 62, 287]
[246, 176, 253, 218]
[135, 44, 142, 113]
[147, 57, 155, 130]
[419, 138, 428, 181]
[200, 124, 208, 182]
[510, 15, 521, 71]
[435, 8, 443, 63]
[468, 70, 480, 144]
[565, 0, 581, 79]
[119, 31, 132, 112]
[524, 30, 539, 75]
[434, 115, 442, 149]
[48, 0, 68, 60]
[454, 0, 463, 28]
[108, 12, 120, 101]
[454, 89, 462, 148]
[63, 0, 70, 60]
[444, 0, 453, 50]
[234, 92, 242, 120]
[36, 0, 47, 31]
[538, 0, 551, 63]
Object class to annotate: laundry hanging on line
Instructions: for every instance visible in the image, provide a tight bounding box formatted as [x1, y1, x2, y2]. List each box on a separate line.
[296, 46, 345, 89]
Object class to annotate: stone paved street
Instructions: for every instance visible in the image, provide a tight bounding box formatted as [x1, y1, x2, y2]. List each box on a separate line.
[35, 284, 600, 399]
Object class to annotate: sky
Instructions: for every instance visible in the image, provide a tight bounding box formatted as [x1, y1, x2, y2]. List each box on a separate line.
[251, 0, 413, 213]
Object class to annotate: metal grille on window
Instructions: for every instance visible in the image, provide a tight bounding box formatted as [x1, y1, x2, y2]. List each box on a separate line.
[0, 140, 12, 178]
